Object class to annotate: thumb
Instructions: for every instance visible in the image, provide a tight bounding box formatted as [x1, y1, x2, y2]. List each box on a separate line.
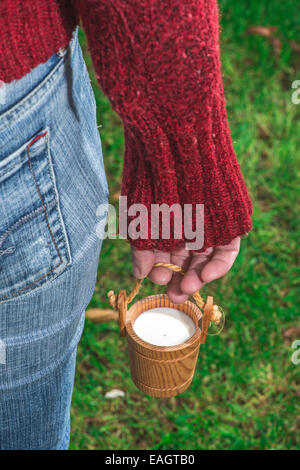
[131, 247, 155, 279]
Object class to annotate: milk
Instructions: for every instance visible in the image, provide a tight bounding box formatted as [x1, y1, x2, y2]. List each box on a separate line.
[133, 307, 196, 347]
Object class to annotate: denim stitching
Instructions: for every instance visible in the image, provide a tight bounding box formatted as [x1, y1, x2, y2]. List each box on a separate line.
[26, 131, 63, 265]
[44, 127, 72, 266]
[0, 200, 59, 301]
[0, 263, 62, 302]
[0, 61, 65, 132]
[0, 134, 46, 179]
[0, 199, 56, 248]
[0, 132, 65, 301]
[0, 154, 28, 177]
[0, 246, 16, 256]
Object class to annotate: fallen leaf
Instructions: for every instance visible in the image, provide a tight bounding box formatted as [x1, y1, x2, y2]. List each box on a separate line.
[105, 389, 125, 399]
[270, 37, 282, 56]
[282, 326, 300, 339]
[247, 26, 282, 56]
[247, 26, 277, 38]
[289, 40, 300, 53]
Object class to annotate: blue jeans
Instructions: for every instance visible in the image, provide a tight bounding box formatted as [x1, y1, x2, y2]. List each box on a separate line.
[0, 29, 108, 449]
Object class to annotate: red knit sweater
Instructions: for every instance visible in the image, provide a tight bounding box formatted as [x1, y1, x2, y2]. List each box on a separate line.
[0, 0, 252, 252]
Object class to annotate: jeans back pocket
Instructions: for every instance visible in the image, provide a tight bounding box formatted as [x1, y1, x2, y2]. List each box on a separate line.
[0, 128, 71, 302]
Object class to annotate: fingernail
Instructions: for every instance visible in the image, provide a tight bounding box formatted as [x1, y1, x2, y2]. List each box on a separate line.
[133, 265, 142, 279]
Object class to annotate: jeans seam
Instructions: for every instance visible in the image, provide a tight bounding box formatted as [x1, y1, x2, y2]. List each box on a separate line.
[0, 199, 57, 248]
[45, 127, 72, 268]
[0, 154, 28, 177]
[26, 130, 63, 265]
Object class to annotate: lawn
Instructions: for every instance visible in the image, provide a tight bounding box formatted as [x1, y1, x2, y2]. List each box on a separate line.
[70, 0, 300, 450]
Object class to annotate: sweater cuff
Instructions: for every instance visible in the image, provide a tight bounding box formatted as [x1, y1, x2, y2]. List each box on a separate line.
[120, 112, 253, 253]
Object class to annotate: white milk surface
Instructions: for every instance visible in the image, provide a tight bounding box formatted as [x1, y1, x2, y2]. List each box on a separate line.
[133, 307, 196, 347]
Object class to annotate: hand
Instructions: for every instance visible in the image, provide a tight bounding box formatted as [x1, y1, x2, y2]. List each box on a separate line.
[131, 237, 240, 304]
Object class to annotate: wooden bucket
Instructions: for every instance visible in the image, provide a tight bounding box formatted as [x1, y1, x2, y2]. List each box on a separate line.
[108, 263, 222, 399]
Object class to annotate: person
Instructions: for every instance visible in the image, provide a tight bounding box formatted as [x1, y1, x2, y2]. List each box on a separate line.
[0, 0, 252, 449]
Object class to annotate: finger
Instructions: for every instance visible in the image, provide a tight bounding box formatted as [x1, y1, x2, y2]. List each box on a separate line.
[148, 250, 173, 285]
[167, 246, 190, 304]
[200, 237, 240, 283]
[180, 248, 213, 295]
[131, 247, 155, 279]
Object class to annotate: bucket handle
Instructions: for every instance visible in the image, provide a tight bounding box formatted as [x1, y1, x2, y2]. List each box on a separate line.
[108, 262, 223, 344]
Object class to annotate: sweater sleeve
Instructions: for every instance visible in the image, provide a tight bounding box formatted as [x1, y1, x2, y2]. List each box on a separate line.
[74, 0, 253, 252]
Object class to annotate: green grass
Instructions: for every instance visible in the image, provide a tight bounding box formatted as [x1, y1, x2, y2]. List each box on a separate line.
[70, 0, 300, 450]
